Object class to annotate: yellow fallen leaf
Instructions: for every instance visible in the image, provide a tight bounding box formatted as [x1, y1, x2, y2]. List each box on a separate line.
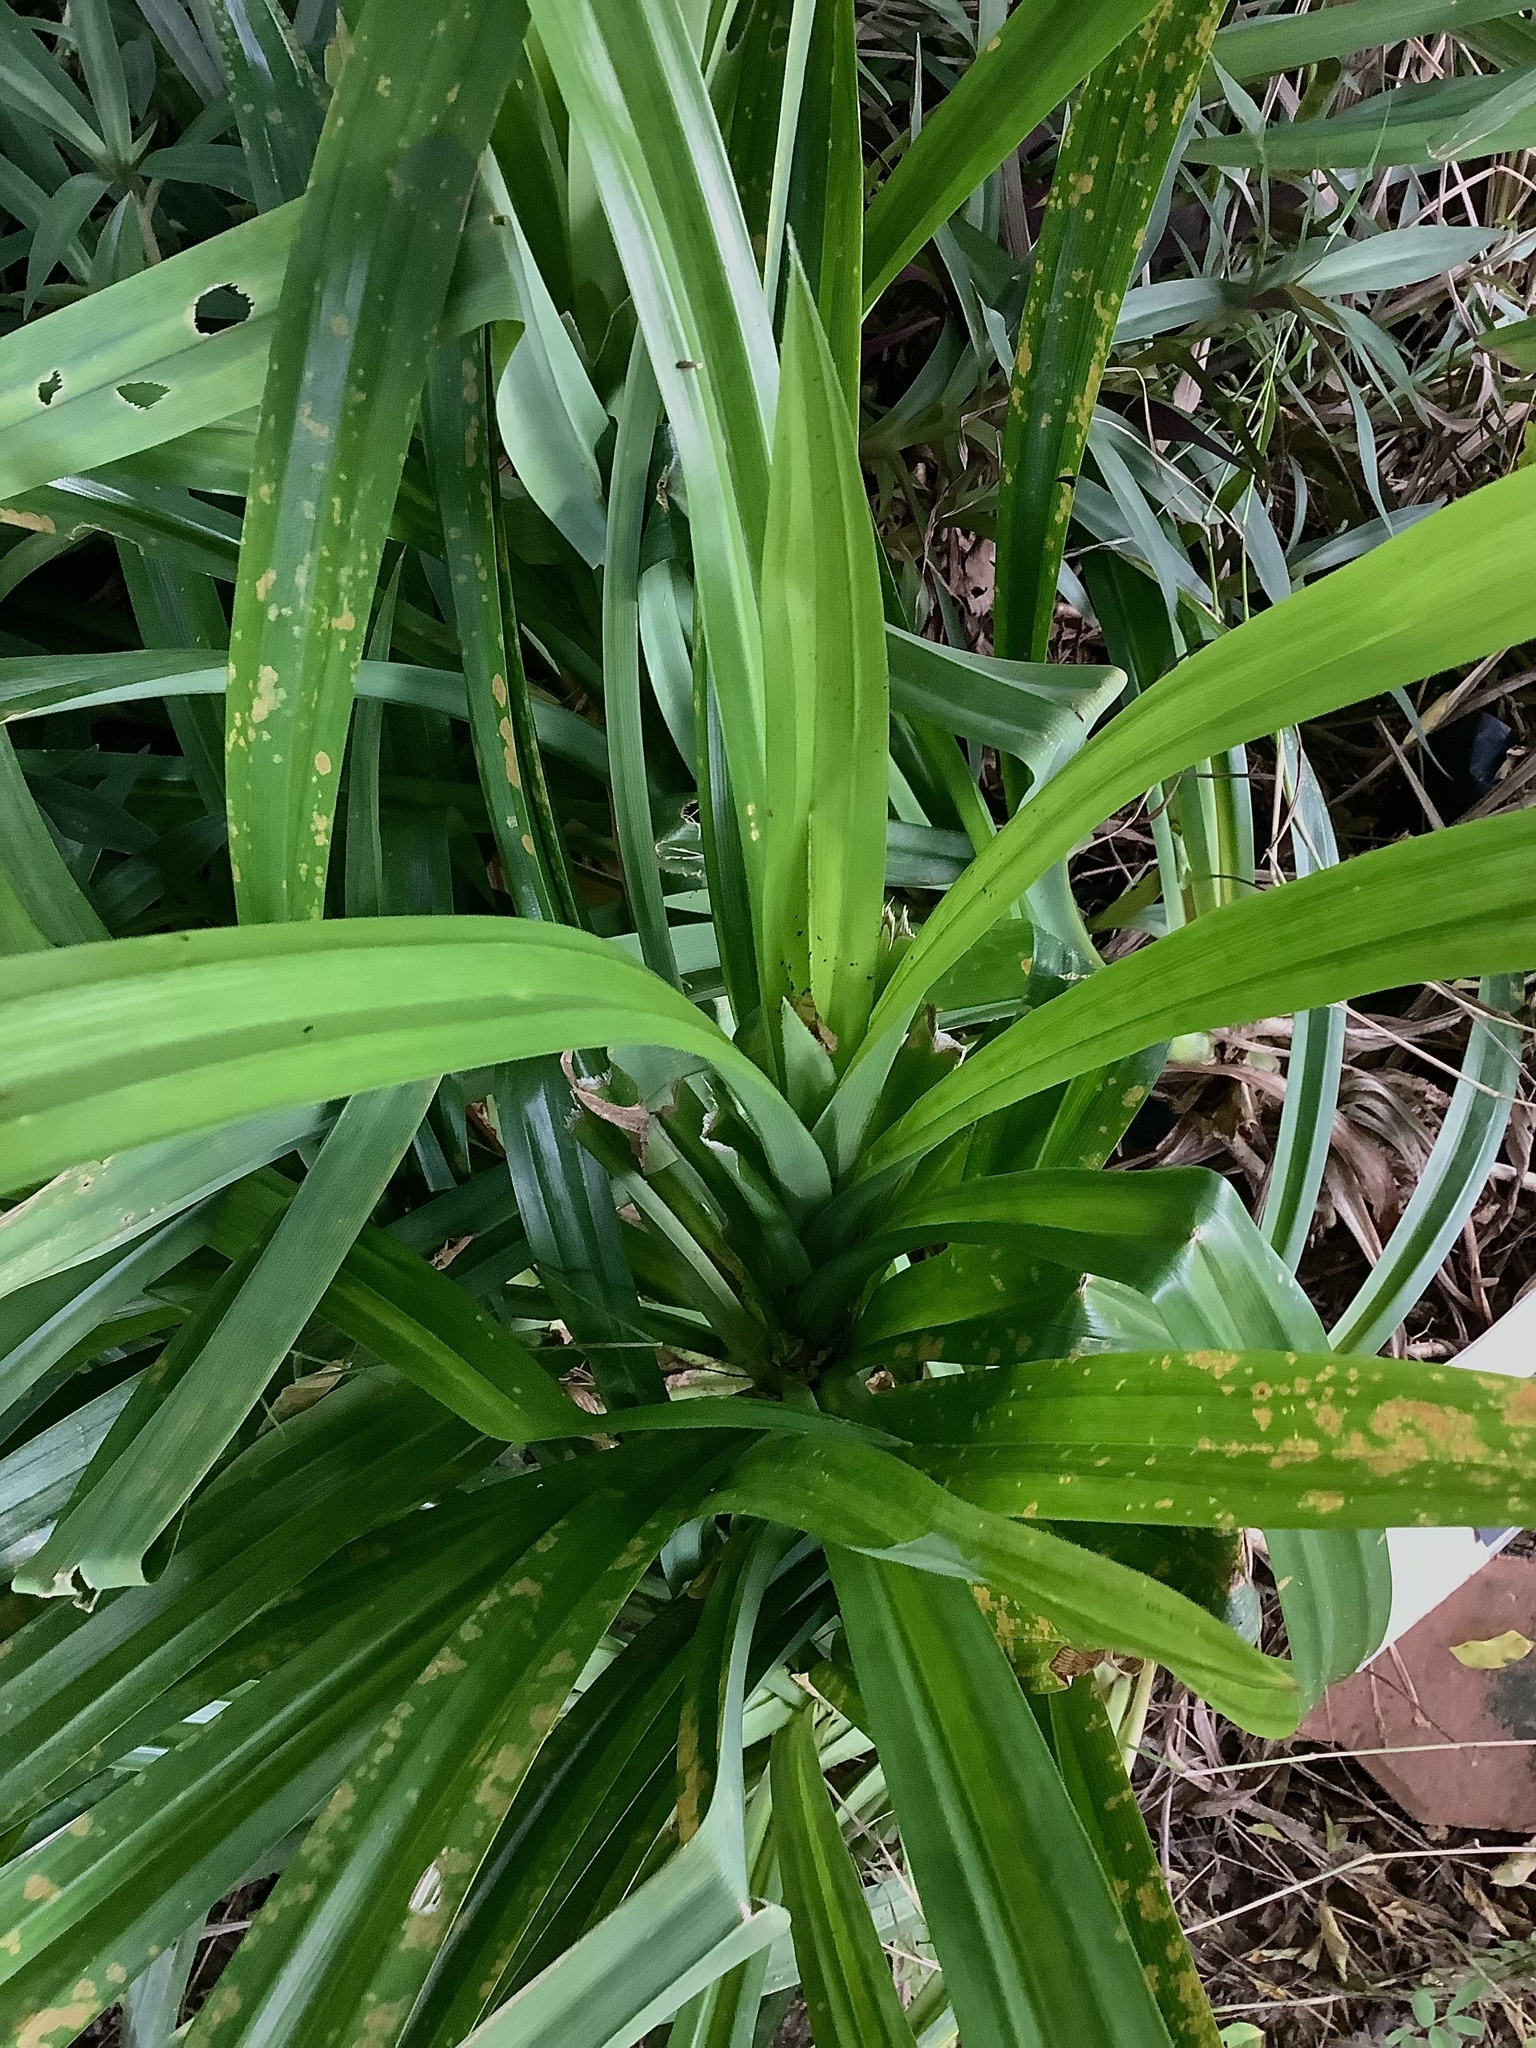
[1450, 1629, 1535, 1669]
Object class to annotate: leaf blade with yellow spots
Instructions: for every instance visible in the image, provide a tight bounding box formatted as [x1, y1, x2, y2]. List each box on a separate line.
[224, 0, 531, 923]
[996, 0, 1226, 662]
[867, 1347, 1536, 1535]
[181, 1437, 725, 2048]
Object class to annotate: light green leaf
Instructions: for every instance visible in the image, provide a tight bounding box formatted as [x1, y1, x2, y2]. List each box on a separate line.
[862, 811, 1536, 1178]
[1332, 973, 1524, 1354]
[1186, 69, 1536, 169]
[845, 462, 1536, 1141]
[759, 257, 889, 1061]
[0, 1107, 326, 1298]
[1213, 0, 1528, 80]
[529, 0, 777, 857]
[0, 916, 830, 1211]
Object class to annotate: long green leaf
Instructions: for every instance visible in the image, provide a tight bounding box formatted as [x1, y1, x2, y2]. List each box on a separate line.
[0, 199, 516, 509]
[464, 1528, 794, 2048]
[872, 1346, 1536, 1531]
[1047, 1679, 1220, 2048]
[886, 630, 1122, 776]
[1260, 734, 1345, 1271]
[1185, 70, 1536, 169]
[863, 811, 1536, 1178]
[224, 0, 530, 921]
[0, 916, 830, 1210]
[861, 0, 1162, 308]
[0, 1458, 582, 2043]
[603, 338, 679, 983]
[14, 1083, 433, 1594]
[996, 0, 1223, 662]
[759, 258, 888, 1061]
[204, 0, 324, 209]
[401, 1595, 701, 2047]
[0, 1369, 475, 1829]
[211, 1168, 590, 1442]
[529, 0, 777, 854]
[1332, 972, 1524, 1354]
[1212, 0, 1528, 79]
[423, 331, 564, 924]
[833, 1553, 1175, 2048]
[771, 1703, 917, 2048]
[712, 1436, 1298, 1733]
[183, 1439, 717, 2048]
[832, 463, 1536, 1164]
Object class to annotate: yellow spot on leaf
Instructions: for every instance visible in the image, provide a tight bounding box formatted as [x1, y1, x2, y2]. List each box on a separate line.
[250, 666, 283, 722]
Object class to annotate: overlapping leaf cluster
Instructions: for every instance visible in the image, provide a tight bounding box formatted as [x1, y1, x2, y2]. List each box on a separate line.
[0, 1, 1530, 2044]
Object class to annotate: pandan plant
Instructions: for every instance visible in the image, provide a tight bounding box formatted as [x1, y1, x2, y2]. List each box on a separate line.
[0, 0, 1530, 2044]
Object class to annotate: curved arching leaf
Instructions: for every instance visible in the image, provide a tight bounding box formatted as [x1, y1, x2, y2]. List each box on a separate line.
[0, 917, 830, 1210]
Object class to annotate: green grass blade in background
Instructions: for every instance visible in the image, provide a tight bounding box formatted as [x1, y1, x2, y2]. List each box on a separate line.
[1260, 733, 1347, 1271]
[224, 0, 529, 922]
[861, 0, 1163, 309]
[0, 724, 109, 946]
[1331, 972, 1525, 1354]
[1212, 0, 1527, 78]
[833, 1552, 1177, 2048]
[771, 1702, 918, 2048]
[996, 0, 1224, 663]
[759, 258, 889, 1062]
[1185, 70, 1536, 169]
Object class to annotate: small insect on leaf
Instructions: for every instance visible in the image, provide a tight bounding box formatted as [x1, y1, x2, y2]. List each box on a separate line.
[1449, 1629, 1535, 1669]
